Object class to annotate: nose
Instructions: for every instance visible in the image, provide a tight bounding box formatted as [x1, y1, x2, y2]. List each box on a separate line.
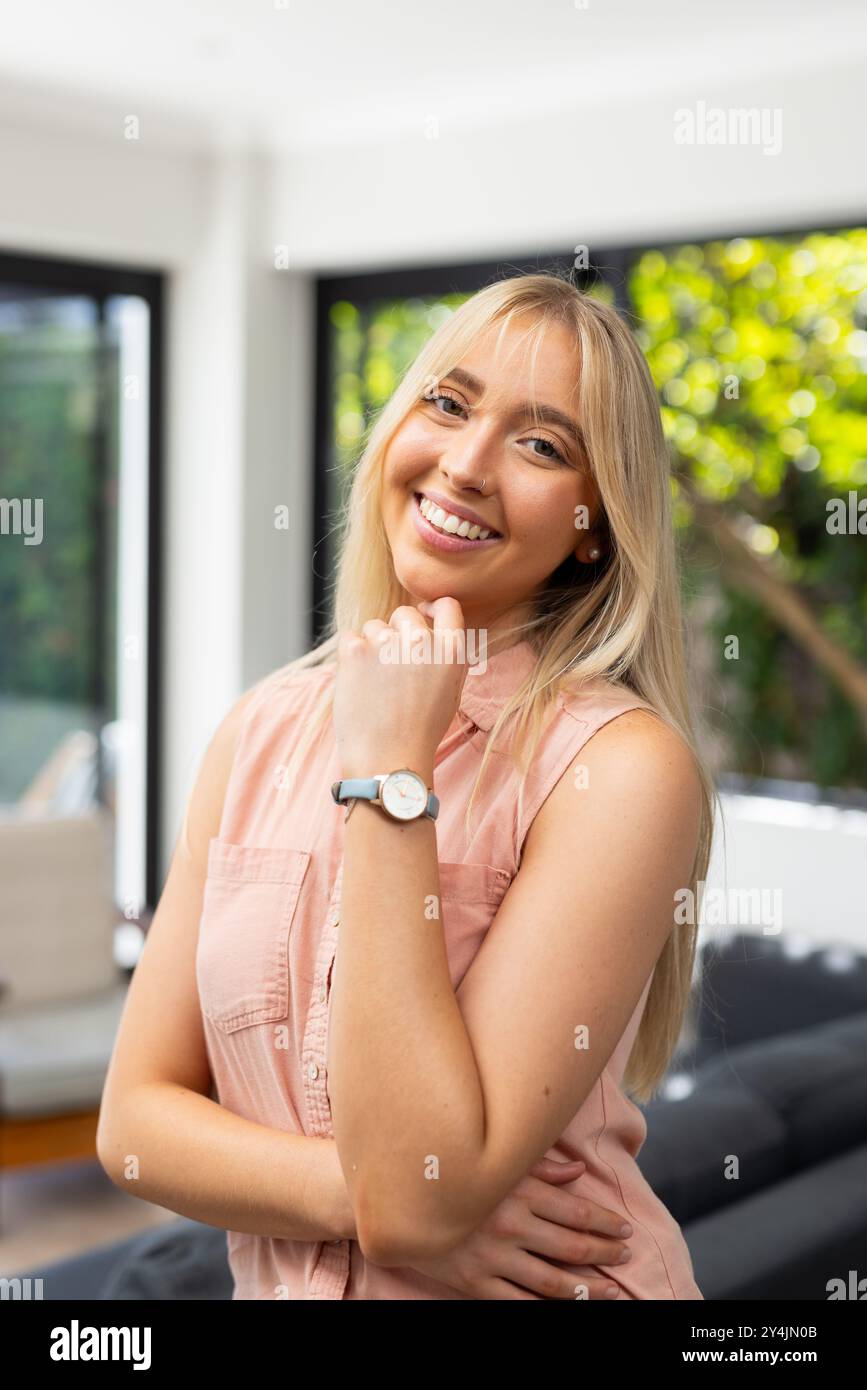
[441, 466, 486, 495]
[438, 424, 499, 494]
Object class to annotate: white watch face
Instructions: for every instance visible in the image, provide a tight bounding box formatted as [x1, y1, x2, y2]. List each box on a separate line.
[380, 771, 428, 820]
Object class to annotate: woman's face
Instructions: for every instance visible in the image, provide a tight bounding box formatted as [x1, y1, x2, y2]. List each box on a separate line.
[381, 315, 605, 635]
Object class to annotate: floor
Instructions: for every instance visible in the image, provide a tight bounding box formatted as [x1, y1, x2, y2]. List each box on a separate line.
[0, 1157, 177, 1276]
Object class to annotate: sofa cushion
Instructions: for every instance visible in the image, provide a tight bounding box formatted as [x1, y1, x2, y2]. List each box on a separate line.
[0, 809, 119, 1009]
[0, 983, 128, 1116]
[692, 932, 867, 1066]
[685, 1142, 867, 1301]
[99, 1217, 233, 1300]
[639, 1010, 867, 1225]
[638, 1082, 787, 1224]
[696, 1011, 867, 1166]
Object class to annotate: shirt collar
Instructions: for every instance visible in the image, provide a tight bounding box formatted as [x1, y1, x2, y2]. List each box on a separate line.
[458, 638, 539, 732]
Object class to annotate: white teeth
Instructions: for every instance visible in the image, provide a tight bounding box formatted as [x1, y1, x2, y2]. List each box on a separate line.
[418, 495, 496, 541]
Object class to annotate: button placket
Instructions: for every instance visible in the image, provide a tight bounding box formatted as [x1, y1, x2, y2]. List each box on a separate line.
[301, 860, 342, 1138]
[306, 860, 350, 1297]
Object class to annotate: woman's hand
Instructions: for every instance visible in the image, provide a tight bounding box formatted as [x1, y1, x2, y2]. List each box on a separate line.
[405, 1157, 633, 1299]
[332, 597, 467, 780]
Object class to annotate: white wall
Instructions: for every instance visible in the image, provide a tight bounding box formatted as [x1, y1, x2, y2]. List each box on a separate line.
[0, 112, 207, 267]
[706, 795, 867, 953]
[1, 49, 865, 908]
[161, 159, 315, 873]
[273, 54, 867, 270]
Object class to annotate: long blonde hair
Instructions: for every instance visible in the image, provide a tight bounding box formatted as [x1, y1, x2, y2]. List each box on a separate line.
[274, 271, 717, 1102]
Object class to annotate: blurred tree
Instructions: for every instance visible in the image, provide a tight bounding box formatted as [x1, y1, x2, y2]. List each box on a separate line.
[630, 233, 867, 783]
[0, 311, 100, 702]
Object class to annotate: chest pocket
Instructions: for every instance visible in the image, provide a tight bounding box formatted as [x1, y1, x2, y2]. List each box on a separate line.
[196, 839, 312, 1034]
[438, 860, 511, 990]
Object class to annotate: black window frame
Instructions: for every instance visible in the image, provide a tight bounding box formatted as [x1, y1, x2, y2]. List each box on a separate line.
[0, 248, 165, 908]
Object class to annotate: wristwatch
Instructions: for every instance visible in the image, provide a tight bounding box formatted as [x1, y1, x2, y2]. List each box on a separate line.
[331, 769, 439, 823]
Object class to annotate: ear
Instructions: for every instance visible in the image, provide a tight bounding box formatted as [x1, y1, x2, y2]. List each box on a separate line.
[573, 479, 608, 565]
[574, 530, 606, 565]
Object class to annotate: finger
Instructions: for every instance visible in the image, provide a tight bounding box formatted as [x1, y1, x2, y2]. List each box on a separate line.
[516, 1210, 631, 1271]
[530, 1157, 586, 1184]
[499, 1249, 623, 1301]
[360, 618, 393, 652]
[337, 629, 365, 659]
[528, 1177, 634, 1240]
[388, 604, 431, 635]
[358, 626, 396, 672]
[423, 595, 465, 633]
[385, 608, 429, 664]
[420, 598, 469, 678]
[474, 1277, 544, 1301]
[516, 1212, 633, 1273]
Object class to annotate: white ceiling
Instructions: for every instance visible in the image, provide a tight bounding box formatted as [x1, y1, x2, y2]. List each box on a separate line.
[0, 0, 866, 154]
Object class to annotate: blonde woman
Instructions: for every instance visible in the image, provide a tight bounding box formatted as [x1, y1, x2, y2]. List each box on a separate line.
[98, 272, 714, 1300]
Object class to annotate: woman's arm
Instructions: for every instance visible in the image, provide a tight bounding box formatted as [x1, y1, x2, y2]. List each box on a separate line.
[96, 683, 355, 1244]
[99, 1086, 355, 1242]
[328, 701, 702, 1266]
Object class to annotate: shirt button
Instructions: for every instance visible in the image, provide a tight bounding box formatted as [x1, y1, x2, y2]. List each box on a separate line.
[307, 1061, 319, 1081]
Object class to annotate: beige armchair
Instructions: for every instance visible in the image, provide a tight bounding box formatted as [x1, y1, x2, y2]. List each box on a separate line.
[0, 808, 128, 1171]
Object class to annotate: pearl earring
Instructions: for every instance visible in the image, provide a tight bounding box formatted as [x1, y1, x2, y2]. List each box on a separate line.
[588, 546, 601, 561]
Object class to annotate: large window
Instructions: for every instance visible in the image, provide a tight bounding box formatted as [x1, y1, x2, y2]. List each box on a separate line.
[314, 232, 867, 801]
[0, 251, 163, 920]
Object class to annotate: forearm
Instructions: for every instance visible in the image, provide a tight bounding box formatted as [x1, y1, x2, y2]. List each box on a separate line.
[98, 1081, 356, 1243]
[328, 796, 487, 1258]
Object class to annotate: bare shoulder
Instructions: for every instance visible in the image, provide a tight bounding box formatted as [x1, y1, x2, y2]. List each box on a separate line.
[526, 704, 703, 868]
[584, 706, 702, 791]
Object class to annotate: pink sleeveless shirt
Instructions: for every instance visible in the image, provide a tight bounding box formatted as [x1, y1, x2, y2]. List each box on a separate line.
[195, 638, 703, 1300]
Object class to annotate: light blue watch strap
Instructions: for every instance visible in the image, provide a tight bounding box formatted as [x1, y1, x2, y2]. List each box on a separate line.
[331, 775, 439, 820]
[335, 777, 381, 802]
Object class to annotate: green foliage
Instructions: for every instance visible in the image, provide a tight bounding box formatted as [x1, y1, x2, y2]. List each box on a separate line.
[630, 232, 867, 788]
[0, 324, 104, 702]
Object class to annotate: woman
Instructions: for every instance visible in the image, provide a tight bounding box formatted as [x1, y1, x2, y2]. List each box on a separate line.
[98, 272, 714, 1300]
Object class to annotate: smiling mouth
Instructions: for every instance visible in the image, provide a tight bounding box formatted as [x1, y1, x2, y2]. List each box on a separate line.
[413, 492, 503, 541]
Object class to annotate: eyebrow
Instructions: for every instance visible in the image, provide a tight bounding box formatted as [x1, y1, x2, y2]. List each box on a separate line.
[439, 366, 586, 453]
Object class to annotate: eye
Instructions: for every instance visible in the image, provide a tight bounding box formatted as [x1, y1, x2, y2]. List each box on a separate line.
[522, 435, 567, 464]
[419, 389, 571, 465]
[420, 389, 466, 418]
